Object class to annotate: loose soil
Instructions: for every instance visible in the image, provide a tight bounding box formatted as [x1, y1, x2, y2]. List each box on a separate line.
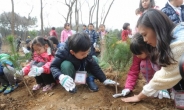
[0, 44, 179, 110]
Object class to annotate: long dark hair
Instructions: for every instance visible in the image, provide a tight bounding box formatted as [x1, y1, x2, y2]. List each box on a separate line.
[137, 9, 176, 66]
[31, 36, 55, 56]
[130, 33, 151, 55]
[139, 0, 155, 13]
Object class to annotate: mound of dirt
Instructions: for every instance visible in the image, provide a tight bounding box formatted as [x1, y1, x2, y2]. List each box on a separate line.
[0, 72, 177, 110]
[0, 45, 177, 110]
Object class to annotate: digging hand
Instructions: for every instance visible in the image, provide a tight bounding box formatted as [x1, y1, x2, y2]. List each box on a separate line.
[121, 89, 131, 96]
[103, 79, 119, 85]
[28, 66, 43, 77]
[59, 74, 76, 92]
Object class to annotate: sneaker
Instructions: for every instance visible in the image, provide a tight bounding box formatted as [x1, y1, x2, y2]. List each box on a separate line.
[42, 83, 55, 92]
[0, 85, 8, 93]
[32, 84, 43, 91]
[86, 76, 98, 92]
[4, 86, 13, 94]
[12, 84, 18, 90]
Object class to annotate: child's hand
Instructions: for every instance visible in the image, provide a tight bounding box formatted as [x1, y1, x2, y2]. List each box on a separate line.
[122, 89, 131, 96]
[59, 74, 76, 92]
[103, 79, 119, 85]
[28, 66, 43, 77]
[16, 70, 24, 76]
[153, 90, 170, 99]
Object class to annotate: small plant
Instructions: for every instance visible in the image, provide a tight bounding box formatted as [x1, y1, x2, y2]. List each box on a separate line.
[103, 33, 132, 93]
[3, 35, 33, 96]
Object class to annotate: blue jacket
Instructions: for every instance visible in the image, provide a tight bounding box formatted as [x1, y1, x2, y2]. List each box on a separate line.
[171, 22, 184, 44]
[50, 41, 106, 82]
[84, 30, 97, 44]
[161, 3, 184, 24]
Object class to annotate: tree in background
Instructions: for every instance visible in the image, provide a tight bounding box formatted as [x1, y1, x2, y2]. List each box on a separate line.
[11, 0, 15, 35]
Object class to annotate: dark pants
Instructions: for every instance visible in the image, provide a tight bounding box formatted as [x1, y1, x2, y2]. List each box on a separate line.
[35, 73, 55, 85]
[0, 66, 21, 85]
[173, 79, 184, 91]
[33, 62, 55, 85]
[0, 75, 8, 85]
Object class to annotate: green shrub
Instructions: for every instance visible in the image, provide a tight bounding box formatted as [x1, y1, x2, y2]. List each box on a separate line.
[103, 33, 132, 77]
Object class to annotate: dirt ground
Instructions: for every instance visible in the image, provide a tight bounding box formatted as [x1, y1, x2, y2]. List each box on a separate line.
[0, 44, 180, 110]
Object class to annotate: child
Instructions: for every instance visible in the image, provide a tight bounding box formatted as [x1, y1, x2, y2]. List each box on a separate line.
[119, 33, 170, 99]
[84, 23, 98, 56]
[60, 23, 72, 43]
[98, 24, 108, 60]
[49, 27, 58, 38]
[121, 23, 131, 41]
[122, 9, 184, 103]
[48, 36, 65, 51]
[82, 25, 87, 32]
[0, 53, 21, 94]
[22, 36, 55, 91]
[50, 33, 118, 93]
[139, 0, 158, 14]
[161, 0, 184, 24]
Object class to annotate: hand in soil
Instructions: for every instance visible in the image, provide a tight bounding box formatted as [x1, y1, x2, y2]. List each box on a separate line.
[121, 95, 141, 103]
[103, 79, 119, 85]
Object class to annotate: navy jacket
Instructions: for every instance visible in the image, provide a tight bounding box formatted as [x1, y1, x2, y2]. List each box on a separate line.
[161, 3, 184, 24]
[84, 30, 98, 44]
[50, 41, 106, 82]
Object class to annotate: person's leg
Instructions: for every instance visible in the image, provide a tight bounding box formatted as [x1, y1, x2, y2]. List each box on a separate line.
[41, 73, 55, 91]
[0, 75, 9, 93]
[60, 61, 77, 93]
[33, 76, 44, 91]
[60, 61, 76, 78]
[86, 56, 99, 92]
[3, 66, 20, 94]
[3, 66, 16, 85]
[0, 42, 2, 53]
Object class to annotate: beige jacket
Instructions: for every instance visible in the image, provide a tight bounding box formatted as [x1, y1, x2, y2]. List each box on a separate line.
[142, 41, 184, 96]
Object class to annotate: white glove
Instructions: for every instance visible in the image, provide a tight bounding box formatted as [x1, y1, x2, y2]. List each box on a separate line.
[59, 74, 76, 92]
[121, 89, 131, 96]
[153, 90, 170, 99]
[103, 79, 119, 85]
[93, 43, 97, 48]
[16, 70, 24, 76]
[170, 90, 175, 100]
[28, 66, 44, 77]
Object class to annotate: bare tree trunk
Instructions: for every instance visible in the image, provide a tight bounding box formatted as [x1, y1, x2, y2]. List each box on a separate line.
[40, 0, 44, 36]
[11, 0, 15, 35]
[96, 0, 100, 30]
[75, 1, 79, 32]
[102, 0, 115, 25]
[70, 11, 73, 29]
[64, 0, 76, 23]
[91, 0, 97, 23]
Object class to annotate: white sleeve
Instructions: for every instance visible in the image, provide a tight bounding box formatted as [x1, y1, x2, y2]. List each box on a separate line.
[141, 42, 184, 96]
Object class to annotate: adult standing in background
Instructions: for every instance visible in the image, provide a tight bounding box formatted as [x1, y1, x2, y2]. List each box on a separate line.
[49, 27, 58, 38]
[60, 23, 72, 43]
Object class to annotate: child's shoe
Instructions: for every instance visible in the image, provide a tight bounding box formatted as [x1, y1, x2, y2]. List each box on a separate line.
[32, 84, 43, 91]
[4, 86, 13, 94]
[42, 83, 55, 92]
[12, 84, 18, 90]
[86, 76, 98, 92]
[0, 85, 8, 93]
